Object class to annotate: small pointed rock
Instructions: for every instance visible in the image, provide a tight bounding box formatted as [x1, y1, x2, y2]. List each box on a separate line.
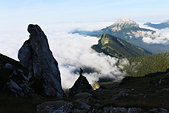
[69, 68, 92, 97]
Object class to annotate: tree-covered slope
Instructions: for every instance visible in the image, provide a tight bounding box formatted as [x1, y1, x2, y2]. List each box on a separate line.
[120, 52, 169, 77]
[92, 33, 150, 58]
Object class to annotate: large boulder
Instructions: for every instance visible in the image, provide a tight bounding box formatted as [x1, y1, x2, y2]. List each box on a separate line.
[18, 24, 64, 97]
[69, 68, 92, 97]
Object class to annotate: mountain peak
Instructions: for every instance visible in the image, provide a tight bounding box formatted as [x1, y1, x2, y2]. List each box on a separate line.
[114, 18, 135, 24]
[113, 18, 137, 26]
[109, 18, 139, 31]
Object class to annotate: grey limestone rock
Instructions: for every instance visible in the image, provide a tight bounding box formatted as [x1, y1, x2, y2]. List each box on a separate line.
[18, 24, 64, 97]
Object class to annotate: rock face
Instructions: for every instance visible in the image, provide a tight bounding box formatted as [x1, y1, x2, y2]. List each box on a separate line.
[0, 53, 30, 96]
[69, 68, 92, 97]
[18, 24, 64, 97]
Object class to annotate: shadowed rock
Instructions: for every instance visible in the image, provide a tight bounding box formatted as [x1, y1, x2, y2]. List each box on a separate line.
[18, 24, 64, 97]
[0, 53, 30, 96]
[69, 68, 92, 97]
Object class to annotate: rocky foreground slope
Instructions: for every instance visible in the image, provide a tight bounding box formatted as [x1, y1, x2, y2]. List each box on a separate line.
[37, 69, 169, 113]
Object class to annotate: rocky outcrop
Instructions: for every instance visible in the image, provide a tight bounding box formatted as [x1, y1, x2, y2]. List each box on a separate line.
[0, 53, 30, 96]
[37, 100, 73, 113]
[37, 100, 169, 113]
[18, 24, 64, 97]
[69, 68, 92, 97]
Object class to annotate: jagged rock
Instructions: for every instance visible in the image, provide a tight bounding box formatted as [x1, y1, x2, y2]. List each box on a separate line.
[18, 24, 64, 97]
[6, 80, 23, 95]
[53, 102, 73, 113]
[69, 68, 92, 97]
[4, 68, 30, 96]
[128, 108, 146, 113]
[0, 53, 30, 96]
[101, 107, 146, 113]
[37, 101, 168, 113]
[5, 63, 13, 69]
[112, 89, 130, 100]
[37, 100, 73, 113]
[74, 92, 92, 99]
[79, 101, 90, 109]
[149, 108, 169, 113]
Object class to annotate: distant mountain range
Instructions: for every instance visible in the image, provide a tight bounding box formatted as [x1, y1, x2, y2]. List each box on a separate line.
[92, 33, 150, 58]
[144, 20, 169, 29]
[72, 18, 169, 54]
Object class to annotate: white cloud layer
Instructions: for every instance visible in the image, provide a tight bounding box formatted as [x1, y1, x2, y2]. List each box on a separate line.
[140, 24, 169, 44]
[45, 29, 125, 89]
[0, 22, 125, 89]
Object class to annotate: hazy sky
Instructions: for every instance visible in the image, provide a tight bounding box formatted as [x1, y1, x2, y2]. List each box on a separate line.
[0, 0, 169, 29]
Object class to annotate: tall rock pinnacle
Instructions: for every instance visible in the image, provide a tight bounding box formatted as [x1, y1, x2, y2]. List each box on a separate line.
[18, 24, 64, 97]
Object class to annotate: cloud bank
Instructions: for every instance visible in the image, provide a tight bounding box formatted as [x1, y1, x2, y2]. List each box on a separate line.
[47, 31, 124, 89]
[140, 24, 169, 44]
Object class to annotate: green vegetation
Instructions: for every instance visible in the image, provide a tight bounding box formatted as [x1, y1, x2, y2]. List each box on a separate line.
[93, 70, 169, 109]
[122, 52, 169, 77]
[92, 33, 149, 58]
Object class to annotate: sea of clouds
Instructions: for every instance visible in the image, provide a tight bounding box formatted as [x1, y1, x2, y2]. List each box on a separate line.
[140, 24, 169, 44]
[0, 22, 125, 89]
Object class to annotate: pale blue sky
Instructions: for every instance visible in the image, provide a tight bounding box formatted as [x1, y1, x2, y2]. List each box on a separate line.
[0, 0, 169, 28]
